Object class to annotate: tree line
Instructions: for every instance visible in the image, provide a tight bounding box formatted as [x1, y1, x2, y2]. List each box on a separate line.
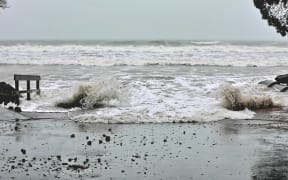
[254, 0, 288, 36]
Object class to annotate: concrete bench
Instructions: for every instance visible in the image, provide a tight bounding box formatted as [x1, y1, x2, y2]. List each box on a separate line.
[14, 74, 41, 100]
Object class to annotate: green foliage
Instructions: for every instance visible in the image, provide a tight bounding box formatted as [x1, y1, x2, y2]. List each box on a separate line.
[254, 0, 288, 36]
[0, 0, 7, 9]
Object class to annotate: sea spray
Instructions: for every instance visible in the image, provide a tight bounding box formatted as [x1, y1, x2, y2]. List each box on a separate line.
[219, 83, 280, 111]
[56, 79, 127, 109]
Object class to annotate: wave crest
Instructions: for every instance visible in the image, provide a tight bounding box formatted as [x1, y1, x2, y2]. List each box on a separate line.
[219, 83, 280, 111]
[56, 79, 126, 109]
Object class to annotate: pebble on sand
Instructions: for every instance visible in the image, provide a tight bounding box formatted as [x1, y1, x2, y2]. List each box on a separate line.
[21, 149, 26, 155]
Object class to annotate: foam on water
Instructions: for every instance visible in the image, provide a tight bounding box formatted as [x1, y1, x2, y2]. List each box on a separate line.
[68, 77, 288, 123]
[56, 79, 127, 109]
[218, 83, 280, 111]
[2, 41, 288, 123]
[66, 82, 252, 123]
[0, 41, 288, 67]
[14, 66, 288, 124]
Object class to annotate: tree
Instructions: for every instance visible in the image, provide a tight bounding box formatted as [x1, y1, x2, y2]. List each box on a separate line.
[0, 0, 7, 9]
[254, 0, 288, 36]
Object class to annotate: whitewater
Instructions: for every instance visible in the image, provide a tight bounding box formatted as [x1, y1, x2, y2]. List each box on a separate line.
[1, 40, 288, 123]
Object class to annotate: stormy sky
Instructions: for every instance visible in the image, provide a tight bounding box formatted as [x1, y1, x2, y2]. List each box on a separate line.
[0, 0, 284, 40]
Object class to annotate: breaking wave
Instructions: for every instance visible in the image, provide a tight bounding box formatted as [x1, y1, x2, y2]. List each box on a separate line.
[219, 83, 281, 111]
[56, 79, 127, 109]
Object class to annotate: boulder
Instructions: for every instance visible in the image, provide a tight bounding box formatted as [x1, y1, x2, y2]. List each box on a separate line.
[275, 74, 288, 84]
[0, 82, 20, 105]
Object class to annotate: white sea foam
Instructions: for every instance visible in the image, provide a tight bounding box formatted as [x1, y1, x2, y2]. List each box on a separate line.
[56, 79, 127, 109]
[0, 43, 288, 67]
[14, 66, 288, 123]
[3, 41, 288, 123]
[67, 80, 260, 123]
[218, 83, 280, 111]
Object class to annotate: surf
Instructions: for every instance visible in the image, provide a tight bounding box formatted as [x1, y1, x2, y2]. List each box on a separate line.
[219, 83, 280, 111]
[56, 79, 127, 110]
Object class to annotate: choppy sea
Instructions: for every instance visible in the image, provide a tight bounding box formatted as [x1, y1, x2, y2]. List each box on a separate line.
[1, 40, 288, 123]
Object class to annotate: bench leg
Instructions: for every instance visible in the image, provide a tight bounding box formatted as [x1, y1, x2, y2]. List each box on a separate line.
[36, 80, 40, 95]
[15, 80, 19, 91]
[27, 80, 31, 100]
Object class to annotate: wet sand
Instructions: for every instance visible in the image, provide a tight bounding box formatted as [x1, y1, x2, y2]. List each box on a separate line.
[1, 109, 288, 180]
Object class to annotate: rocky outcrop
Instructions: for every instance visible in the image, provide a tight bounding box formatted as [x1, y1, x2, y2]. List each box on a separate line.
[0, 82, 20, 105]
[275, 74, 288, 84]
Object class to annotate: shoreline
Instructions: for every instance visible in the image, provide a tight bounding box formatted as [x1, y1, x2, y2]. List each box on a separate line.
[1, 108, 288, 179]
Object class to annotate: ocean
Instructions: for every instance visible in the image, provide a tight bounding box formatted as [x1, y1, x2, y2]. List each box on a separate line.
[1, 40, 288, 123]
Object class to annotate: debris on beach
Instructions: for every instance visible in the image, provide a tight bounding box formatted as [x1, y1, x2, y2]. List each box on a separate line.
[20, 149, 26, 155]
[66, 164, 89, 172]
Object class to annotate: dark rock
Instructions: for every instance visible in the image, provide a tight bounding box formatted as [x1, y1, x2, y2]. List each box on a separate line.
[87, 141, 92, 146]
[132, 154, 141, 158]
[56, 155, 61, 161]
[66, 164, 89, 171]
[105, 136, 111, 142]
[0, 82, 20, 105]
[275, 74, 288, 84]
[8, 106, 13, 110]
[20, 149, 26, 155]
[70, 134, 75, 138]
[14, 107, 21, 112]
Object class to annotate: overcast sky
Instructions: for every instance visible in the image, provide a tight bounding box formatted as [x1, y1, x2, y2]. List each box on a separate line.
[0, 0, 285, 41]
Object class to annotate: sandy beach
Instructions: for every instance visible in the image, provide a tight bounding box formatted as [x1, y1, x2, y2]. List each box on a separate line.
[0, 108, 288, 180]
